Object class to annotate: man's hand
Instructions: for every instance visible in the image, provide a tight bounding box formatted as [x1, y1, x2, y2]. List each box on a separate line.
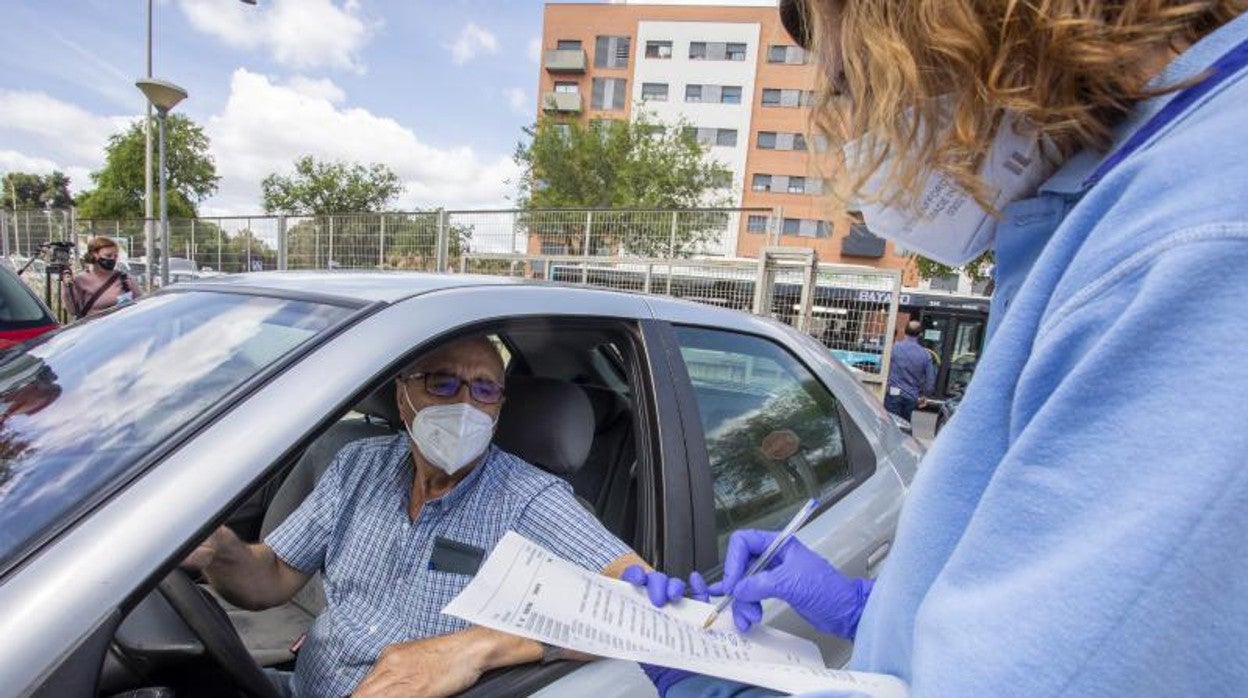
[353, 628, 514, 698]
[181, 525, 241, 572]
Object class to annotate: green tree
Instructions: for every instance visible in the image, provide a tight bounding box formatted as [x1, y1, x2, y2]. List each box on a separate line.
[910, 251, 994, 290]
[261, 156, 403, 215]
[75, 115, 219, 220]
[513, 112, 733, 257]
[2, 171, 73, 210]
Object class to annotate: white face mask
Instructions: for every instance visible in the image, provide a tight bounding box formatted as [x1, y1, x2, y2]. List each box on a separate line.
[845, 110, 1057, 266]
[403, 395, 496, 476]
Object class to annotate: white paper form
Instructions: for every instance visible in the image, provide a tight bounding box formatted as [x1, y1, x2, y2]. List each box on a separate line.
[442, 532, 909, 698]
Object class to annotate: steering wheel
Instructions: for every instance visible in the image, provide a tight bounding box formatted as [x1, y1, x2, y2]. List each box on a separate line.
[157, 569, 282, 698]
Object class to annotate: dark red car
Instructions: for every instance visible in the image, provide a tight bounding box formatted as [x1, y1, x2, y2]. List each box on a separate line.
[0, 263, 58, 349]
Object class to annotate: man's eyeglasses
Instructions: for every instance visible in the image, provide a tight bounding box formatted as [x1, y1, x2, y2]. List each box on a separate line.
[404, 371, 504, 404]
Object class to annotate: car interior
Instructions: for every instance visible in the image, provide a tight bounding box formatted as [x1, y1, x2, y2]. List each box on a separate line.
[95, 317, 653, 698]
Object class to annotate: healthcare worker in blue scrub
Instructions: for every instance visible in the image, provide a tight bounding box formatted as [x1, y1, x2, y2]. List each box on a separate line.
[626, 0, 1248, 695]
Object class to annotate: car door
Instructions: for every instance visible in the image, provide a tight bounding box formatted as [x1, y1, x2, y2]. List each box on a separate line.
[652, 314, 908, 669]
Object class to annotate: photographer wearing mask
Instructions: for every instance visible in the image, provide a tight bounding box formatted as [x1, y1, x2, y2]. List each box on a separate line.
[61, 236, 140, 320]
[629, 0, 1248, 696]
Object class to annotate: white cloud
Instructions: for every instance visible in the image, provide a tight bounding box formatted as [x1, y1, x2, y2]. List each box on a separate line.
[448, 23, 499, 66]
[205, 69, 518, 214]
[0, 90, 130, 163]
[528, 37, 542, 64]
[504, 88, 528, 116]
[285, 76, 346, 104]
[0, 151, 92, 192]
[179, 0, 374, 73]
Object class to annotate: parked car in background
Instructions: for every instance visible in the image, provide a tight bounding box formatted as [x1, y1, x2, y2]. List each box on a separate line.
[0, 272, 922, 697]
[128, 257, 223, 287]
[0, 262, 58, 349]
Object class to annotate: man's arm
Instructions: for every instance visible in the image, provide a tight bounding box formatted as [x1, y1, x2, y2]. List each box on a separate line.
[185, 526, 311, 611]
[353, 551, 648, 697]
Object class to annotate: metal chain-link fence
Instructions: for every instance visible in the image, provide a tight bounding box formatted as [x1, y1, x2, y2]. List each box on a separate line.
[3, 207, 901, 393]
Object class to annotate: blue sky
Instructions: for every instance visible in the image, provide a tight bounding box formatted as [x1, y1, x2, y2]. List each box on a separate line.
[0, 0, 577, 214]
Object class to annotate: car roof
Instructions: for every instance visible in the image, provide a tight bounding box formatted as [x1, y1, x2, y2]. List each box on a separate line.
[175, 270, 533, 304]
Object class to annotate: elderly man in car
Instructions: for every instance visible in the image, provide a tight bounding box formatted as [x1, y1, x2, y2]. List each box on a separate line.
[186, 335, 644, 697]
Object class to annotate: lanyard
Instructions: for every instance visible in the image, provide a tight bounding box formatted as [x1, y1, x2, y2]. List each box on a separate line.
[1083, 36, 1248, 187]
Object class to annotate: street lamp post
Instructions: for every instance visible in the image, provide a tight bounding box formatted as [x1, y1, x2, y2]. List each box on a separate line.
[136, 78, 187, 288]
[141, 0, 255, 291]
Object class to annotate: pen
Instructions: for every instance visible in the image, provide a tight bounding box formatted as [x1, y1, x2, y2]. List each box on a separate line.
[702, 498, 820, 630]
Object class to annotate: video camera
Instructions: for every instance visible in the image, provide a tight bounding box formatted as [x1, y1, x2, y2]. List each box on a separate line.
[40, 241, 77, 272]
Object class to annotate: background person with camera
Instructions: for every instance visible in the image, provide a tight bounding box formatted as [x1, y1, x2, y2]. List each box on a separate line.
[61, 236, 140, 320]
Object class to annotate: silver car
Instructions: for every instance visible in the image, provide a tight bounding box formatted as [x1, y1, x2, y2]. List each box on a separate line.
[0, 272, 922, 697]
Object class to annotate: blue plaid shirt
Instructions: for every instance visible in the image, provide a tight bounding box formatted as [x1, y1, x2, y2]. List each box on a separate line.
[265, 434, 631, 698]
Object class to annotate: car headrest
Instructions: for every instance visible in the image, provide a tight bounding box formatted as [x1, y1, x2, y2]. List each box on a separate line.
[356, 381, 402, 428]
[494, 375, 594, 476]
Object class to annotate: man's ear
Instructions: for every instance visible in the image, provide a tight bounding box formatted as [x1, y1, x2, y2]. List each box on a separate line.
[395, 378, 410, 421]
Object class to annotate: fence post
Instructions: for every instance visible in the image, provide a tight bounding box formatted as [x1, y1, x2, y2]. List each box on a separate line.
[435, 210, 449, 272]
[1, 211, 9, 257]
[189, 219, 196, 260]
[378, 214, 386, 269]
[277, 215, 288, 270]
[668, 211, 678, 258]
[643, 262, 653, 294]
[583, 211, 593, 257]
[328, 216, 335, 270]
[581, 211, 593, 284]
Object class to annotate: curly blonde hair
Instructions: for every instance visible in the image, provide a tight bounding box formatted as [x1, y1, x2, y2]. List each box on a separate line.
[804, 0, 1245, 208]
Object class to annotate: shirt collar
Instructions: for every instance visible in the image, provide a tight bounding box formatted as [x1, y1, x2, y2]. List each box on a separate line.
[393, 437, 497, 511]
[1040, 11, 1248, 196]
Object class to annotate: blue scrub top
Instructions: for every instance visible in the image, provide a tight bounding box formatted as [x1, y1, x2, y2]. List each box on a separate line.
[850, 13, 1248, 697]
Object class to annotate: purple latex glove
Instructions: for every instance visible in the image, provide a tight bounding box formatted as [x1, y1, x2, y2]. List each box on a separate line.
[710, 529, 873, 639]
[640, 662, 695, 697]
[621, 564, 711, 606]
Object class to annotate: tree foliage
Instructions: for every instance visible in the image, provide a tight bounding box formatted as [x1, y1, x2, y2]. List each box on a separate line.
[910, 251, 994, 289]
[261, 156, 403, 215]
[75, 115, 220, 220]
[2, 171, 73, 210]
[513, 113, 733, 257]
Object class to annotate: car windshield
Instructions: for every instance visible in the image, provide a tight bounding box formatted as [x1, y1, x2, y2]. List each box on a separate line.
[0, 291, 355, 576]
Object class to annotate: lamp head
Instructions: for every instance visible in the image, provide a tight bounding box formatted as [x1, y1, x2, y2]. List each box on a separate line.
[136, 78, 188, 113]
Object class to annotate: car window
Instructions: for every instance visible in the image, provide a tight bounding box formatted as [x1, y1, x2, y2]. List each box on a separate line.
[673, 326, 852, 556]
[0, 269, 51, 324]
[0, 291, 355, 577]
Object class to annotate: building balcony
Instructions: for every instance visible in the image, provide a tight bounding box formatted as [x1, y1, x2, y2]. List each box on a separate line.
[842, 223, 887, 258]
[542, 91, 583, 113]
[544, 49, 587, 73]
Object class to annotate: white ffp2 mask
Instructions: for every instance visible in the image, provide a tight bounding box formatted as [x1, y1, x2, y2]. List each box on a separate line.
[404, 399, 496, 475]
[846, 111, 1057, 266]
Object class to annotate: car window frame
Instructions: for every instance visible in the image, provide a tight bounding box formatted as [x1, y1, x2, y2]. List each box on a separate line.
[658, 321, 879, 578]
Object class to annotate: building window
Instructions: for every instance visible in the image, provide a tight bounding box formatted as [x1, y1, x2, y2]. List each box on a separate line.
[782, 218, 801, 235]
[787, 176, 806, 194]
[689, 41, 746, 61]
[641, 82, 668, 101]
[721, 85, 742, 104]
[767, 44, 808, 64]
[792, 133, 808, 151]
[757, 131, 777, 149]
[711, 171, 733, 189]
[541, 241, 570, 254]
[594, 35, 630, 68]
[645, 40, 673, 59]
[642, 123, 666, 137]
[552, 124, 571, 139]
[685, 84, 703, 102]
[556, 39, 582, 50]
[815, 221, 831, 238]
[931, 273, 960, 292]
[716, 129, 738, 147]
[761, 88, 812, 108]
[752, 174, 772, 192]
[554, 81, 579, 94]
[591, 77, 627, 110]
[746, 215, 768, 233]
